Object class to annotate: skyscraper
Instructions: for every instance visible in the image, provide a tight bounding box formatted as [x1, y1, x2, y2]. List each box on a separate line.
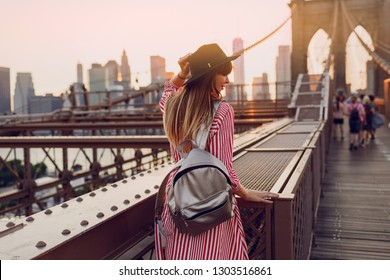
[104, 60, 120, 86]
[150, 55, 166, 84]
[77, 63, 83, 84]
[88, 63, 108, 105]
[0, 67, 11, 114]
[233, 38, 245, 85]
[276, 45, 291, 99]
[227, 37, 247, 101]
[14, 72, 35, 114]
[252, 73, 270, 100]
[121, 50, 131, 88]
[72, 63, 86, 108]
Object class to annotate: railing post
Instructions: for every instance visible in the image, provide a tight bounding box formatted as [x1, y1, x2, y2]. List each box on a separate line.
[273, 199, 294, 259]
[23, 147, 34, 216]
[61, 147, 74, 200]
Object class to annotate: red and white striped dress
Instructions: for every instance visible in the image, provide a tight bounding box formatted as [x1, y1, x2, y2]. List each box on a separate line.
[154, 79, 248, 260]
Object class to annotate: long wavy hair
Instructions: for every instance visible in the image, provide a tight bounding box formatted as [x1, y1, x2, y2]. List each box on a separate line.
[163, 62, 233, 148]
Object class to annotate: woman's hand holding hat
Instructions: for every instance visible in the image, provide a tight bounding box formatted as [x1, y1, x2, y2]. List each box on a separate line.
[178, 53, 191, 79]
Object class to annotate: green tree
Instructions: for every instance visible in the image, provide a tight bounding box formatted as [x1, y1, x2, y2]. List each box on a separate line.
[0, 159, 47, 187]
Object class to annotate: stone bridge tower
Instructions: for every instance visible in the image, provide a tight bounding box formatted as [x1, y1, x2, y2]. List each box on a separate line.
[290, 0, 390, 97]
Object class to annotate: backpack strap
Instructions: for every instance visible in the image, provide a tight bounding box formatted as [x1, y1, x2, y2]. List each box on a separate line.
[155, 171, 172, 222]
[155, 166, 178, 243]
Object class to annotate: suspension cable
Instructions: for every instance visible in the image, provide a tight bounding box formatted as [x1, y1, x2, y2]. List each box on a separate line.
[234, 11, 293, 56]
[323, 0, 339, 74]
[341, 0, 390, 76]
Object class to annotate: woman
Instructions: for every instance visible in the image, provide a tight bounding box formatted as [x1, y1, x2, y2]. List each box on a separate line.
[155, 43, 279, 260]
[332, 95, 345, 140]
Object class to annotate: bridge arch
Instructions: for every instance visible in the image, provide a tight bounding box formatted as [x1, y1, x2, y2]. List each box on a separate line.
[307, 28, 331, 75]
[346, 25, 374, 93]
[291, 0, 390, 97]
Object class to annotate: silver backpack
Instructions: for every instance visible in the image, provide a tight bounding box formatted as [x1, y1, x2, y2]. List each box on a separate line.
[155, 101, 234, 236]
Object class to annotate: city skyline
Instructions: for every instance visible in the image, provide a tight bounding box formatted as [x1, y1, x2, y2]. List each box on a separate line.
[0, 0, 375, 111]
[0, 0, 293, 110]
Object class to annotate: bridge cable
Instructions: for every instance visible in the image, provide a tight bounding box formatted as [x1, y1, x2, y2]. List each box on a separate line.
[340, 0, 390, 76]
[323, 0, 339, 74]
[234, 13, 293, 56]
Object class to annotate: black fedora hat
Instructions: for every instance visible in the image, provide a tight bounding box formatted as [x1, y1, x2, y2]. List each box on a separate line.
[186, 43, 241, 84]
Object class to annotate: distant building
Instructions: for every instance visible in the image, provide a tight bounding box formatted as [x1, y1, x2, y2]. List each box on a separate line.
[88, 63, 108, 105]
[225, 84, 249, 102]
[230, 38, 247, 101]
[104, 60, 120, 86]
[29, 94, 62, 114]
[69, 82, 87, 108]
[84, 50, 132, 107]
[150, 55, 166, 84]
[120, 50, 131, 89]
[233, 38, 245, 85]
[108, 84, 124, 104]
[224, 85, 238, 101]
[0, 67, 11, 114]
[276, 45, 291, 99]
[77, 63, 83, 84]
[252, 73, 271, 100]
[14, 72, 35, 114]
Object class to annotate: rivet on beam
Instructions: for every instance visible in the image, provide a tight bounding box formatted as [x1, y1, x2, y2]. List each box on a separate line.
[62, 229, 71, 235]
[45, 209, 52, 215]
[154, 167, 159, 170]
[89, 192, 96, 197]
[80, 220, 89, 226]
[131, 176, 136, 180]
[102, 187, 107, 192]
[135, 194, 141, 199]
[97, 212, 104, 218]
[140, 173, 144, 176]
[123, 199, 130, 205]
[26, 217, 34, 222]
[147, 170, 152, 173]
[145, 189, 151, 194]
[6, 222, 15, 228]
[154, 185, 159, 189]
[111, 206, 118, 211]
[112, 184, 118, 188]
[76, 197, 83, 202]
[122, 180, 128, 183]
[36, 241, 46, 248]
[61, 203, 68, 208]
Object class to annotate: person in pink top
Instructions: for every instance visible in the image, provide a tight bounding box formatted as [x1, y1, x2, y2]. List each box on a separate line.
[346, 95, 365, 150]
[155, 43, 279, 259]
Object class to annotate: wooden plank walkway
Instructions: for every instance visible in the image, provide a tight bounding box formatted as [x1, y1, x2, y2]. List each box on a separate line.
[310, 122, 390, 259]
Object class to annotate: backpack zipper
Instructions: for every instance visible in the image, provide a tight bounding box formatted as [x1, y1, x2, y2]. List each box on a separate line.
[184, 199, 229, 221]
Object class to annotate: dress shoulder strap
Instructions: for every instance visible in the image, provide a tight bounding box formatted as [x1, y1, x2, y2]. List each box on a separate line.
[195, 100, 222, 150]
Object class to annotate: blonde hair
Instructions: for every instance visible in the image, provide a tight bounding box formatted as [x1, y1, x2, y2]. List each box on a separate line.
[362, 95, 370, 105]
[164, 62, 232, 148]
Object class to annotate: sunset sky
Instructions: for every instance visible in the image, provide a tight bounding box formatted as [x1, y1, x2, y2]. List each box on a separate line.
[0, 0, 371, 107]
[0, 0, 292, 102]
